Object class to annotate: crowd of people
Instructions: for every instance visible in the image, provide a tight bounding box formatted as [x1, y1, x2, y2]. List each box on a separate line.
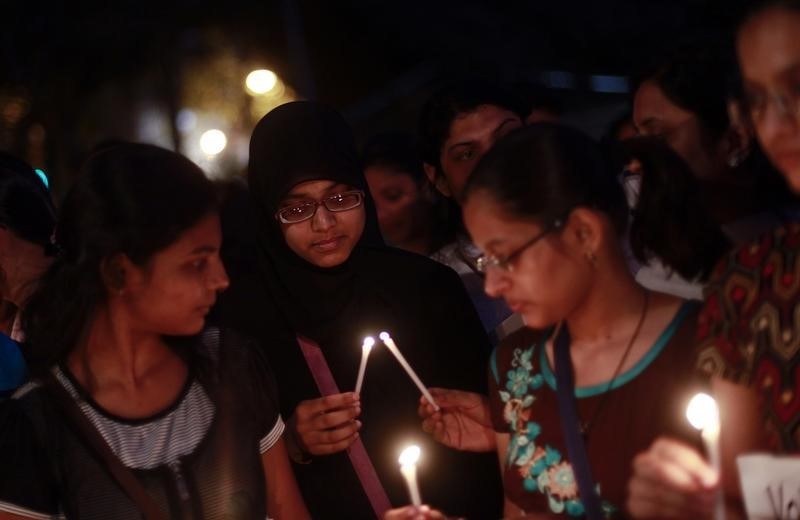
[0, 0, 798, 518]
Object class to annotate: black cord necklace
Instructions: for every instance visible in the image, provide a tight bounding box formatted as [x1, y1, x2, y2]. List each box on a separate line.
[579, 290, 650, 440]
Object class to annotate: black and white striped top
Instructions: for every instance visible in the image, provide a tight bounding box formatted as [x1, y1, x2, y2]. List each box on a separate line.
[0, 327, 284, 520]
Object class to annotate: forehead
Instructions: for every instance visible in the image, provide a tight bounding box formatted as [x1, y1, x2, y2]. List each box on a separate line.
[156, 212, 221, 257]
[283, 179, 342, 199]
[445, 105, 520, 143]
[463, 190, 539, 248]
[738, 8, 800, 82]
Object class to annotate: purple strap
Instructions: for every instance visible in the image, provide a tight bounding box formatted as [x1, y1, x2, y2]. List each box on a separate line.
[296, 335, 392, 518]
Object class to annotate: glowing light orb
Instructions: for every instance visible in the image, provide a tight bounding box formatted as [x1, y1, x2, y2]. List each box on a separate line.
[199, 129, 227, 156]
[246, 69, 278, 95]
[399, 445, 421, 466]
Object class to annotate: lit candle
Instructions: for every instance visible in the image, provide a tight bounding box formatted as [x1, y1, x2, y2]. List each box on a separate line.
[399, 445, 422, 507]
[686, 393, 725, 520]
[355, 336, 375, 394]
[379, 332, 440, 411]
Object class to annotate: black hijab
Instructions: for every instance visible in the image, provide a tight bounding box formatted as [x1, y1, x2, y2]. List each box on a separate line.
[247, 101, 384, 341]
[217, 101, 501, 519]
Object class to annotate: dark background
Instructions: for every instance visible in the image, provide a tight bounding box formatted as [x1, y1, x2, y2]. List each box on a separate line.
[0, 0, 742, 194]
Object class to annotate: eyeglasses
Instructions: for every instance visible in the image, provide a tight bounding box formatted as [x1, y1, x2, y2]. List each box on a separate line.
[744, 85, 800, 123]
[476, 219, 564, 274]
[275, 190, 365, 224]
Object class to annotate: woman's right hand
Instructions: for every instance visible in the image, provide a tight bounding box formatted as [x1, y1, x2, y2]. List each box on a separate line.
[418, 388, 496, 452]
[287, 392, 361, 457]
[627, 437, 718, 519]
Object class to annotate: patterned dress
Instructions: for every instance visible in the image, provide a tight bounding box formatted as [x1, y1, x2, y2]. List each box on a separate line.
[696, 222, 800, 451]
[489, 302, 703, 518]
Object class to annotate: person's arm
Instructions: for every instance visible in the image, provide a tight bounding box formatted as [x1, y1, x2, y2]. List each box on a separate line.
[261, 437, 310, 520]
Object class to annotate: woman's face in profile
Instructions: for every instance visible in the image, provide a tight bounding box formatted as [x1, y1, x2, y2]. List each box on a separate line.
[119, 212, 229, 336]
[277, 179, 366, 268]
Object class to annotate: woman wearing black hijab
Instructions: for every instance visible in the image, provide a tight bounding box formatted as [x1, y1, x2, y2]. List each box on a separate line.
[214, 101, 502, 519]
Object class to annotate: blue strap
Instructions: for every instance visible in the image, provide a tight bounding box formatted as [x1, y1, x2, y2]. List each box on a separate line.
[554, 326, 603, 519]
[0, 333, 26, 398]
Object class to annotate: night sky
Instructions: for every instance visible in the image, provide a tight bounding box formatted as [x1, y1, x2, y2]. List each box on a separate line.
[0, 0, 743, 192]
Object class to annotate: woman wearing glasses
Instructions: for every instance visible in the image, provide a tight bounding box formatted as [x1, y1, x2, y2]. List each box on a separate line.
[627, 1, 800, 517]
[419, 124, 704, 518]
[214, 101, 502, 519]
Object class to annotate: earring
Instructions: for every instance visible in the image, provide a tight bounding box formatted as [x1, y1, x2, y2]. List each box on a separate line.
[585, 250, 597, 265]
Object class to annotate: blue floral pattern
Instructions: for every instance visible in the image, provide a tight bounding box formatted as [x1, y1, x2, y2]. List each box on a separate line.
[499, 346, 616, 517]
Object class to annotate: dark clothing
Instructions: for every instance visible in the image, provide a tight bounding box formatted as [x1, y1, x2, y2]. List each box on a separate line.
[216, 246, 502, 519]
[0, 328, 282, 519]
[489, 302, 703, 518]
[215, 101, 502, 519]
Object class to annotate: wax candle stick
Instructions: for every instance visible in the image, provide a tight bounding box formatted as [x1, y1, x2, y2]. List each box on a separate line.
[399, 445, 422, 507]
[379, 331, 439, 410]
[687, 393, 725, 520]
[355, 336, 375, 394]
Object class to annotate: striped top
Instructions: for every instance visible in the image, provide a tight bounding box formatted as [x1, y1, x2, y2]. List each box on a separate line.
[0, 327, 284, 519]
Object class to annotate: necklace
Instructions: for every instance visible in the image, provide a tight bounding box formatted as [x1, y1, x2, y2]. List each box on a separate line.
[579, 290, 650, 439]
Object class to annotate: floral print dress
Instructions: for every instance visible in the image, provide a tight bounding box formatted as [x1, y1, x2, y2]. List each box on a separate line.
[489, 302, 702, 518]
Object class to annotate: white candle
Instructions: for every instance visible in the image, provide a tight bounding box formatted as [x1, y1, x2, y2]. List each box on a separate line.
[379, 332, 440, 411]
[399, 445, 422, 507]
[355, 336, 375, 394]
[686, 393, 725, 520]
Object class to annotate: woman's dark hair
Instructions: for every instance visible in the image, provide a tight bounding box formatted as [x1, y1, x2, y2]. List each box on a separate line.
[623, 138, 731, 280]
[0, 153, 56, 253]
[464, 124, 629, 233]
[464, 124, 730, 281]
[636, 42, 737, 140]
[418, 79, 526, 173]
[361, 132, 427, 184]
[22, 143, 217, 374]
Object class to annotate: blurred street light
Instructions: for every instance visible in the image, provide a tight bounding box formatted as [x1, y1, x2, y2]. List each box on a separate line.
[245, 69, 278, 95]
[199, 129, 227, 155]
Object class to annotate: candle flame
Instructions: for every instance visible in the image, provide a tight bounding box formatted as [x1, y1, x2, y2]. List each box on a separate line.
[379, 331, 390, 342]
[399, 445, 421, 466]
[686, 392, 719, 431]
[363, 336, 375, 350]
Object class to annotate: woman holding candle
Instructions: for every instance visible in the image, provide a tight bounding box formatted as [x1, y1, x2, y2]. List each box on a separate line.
[626, 1, 800, 517]
[0, 143, 308, 519]
[214, 101, 502, 519]
[421, 123, 707, 518]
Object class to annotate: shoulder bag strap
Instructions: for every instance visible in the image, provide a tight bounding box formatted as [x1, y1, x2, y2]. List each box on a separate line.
[553, 327, 604, 520]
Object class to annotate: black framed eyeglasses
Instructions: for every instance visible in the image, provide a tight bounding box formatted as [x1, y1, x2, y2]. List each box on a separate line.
[476, 219, 564, 274]
[275, 190, 365, 224]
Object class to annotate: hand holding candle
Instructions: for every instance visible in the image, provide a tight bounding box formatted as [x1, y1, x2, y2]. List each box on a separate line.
[686, 392, 724, 520]
[380, 332, 440, 411]
[399, 445, 422, 507]
[355, 336, 375, 394]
